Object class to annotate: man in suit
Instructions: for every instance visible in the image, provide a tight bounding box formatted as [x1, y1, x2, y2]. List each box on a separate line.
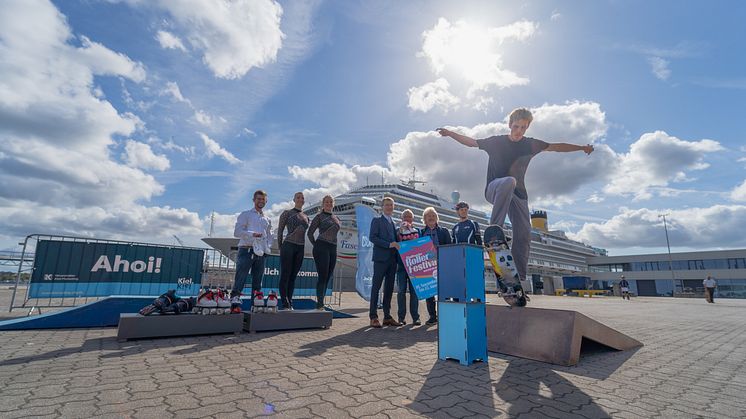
[368, 197, 402, 328]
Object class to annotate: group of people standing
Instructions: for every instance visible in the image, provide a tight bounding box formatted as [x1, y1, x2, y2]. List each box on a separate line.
[367, 197, 483, 328]
[232, 107, 596, 316]
[231, 190, 340, 311]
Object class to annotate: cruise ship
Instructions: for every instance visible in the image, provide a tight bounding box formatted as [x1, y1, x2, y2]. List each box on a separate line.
[203, 179, 607, 294]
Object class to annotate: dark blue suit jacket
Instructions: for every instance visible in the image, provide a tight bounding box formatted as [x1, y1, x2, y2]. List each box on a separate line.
[370, 214, 398, 263]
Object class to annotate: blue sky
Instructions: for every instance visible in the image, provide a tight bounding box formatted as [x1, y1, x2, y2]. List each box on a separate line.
[1, 0, 746, 256]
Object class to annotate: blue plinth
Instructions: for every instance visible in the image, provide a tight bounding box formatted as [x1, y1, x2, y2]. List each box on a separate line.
[438, 244, 485, 302]
[438, 302, 487, 365]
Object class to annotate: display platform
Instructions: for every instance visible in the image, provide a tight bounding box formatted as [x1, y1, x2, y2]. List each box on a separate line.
[486, 305, 642, 366]
[243, 309, 332, 333]
[117, 312, 243, 341]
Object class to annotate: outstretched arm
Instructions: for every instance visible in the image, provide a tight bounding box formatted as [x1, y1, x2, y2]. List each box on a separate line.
[436, 128, 478, 147]
[545, 143, 594, 154]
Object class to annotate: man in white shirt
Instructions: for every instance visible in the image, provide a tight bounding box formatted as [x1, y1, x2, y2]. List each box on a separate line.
[232, 190, 273, 301]
[703, 275, 717, 303]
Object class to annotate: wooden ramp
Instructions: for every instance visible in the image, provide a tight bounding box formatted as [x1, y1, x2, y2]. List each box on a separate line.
[486, 305, 642, 366]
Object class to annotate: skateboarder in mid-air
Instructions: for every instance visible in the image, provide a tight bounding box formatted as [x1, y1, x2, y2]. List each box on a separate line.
[437, 108, 594, 305]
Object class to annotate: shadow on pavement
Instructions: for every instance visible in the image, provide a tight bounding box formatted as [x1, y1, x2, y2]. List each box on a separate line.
[492, 357, 611, 417]
[410, 360, 501, 417]
[294, 324, 437, 357]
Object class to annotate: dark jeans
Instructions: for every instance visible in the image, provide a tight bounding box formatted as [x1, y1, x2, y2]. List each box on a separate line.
[397, 267, 419, 321]
[426, 297, 436, 319]
[370, 259, 397, 319]
[279, 242, 304, 306]
[232, 247, 265, 296]
[313, 241, 337, 308]
[706, 287, 715, 303]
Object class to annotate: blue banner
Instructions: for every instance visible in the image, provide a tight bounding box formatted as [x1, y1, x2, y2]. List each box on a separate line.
[30, 240, 204, 298]
[355, 204, 376, 301]
[399, 236, 437, 300]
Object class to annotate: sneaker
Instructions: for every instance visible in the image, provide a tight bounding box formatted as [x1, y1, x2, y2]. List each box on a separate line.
[412, 319, 422, 326]
[370, 318, 382, 328]
[398, 319, 407, 326]
[426, 317, 437, 325]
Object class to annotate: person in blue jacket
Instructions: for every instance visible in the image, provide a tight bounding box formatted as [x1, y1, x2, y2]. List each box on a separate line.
[368, 197, 402, 328]
[419, 206, 452, 324]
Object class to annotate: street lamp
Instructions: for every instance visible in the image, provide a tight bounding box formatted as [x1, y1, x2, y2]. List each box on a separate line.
[658, 213, 676, 296]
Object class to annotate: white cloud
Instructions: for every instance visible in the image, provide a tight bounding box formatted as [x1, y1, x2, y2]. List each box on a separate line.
[0, 0, 202, 247]
[124, 0, 285, 79]
[550, 11, 562, 21]
[289, 102, 609, 213]
[730, 180, 746, 202]
[193, 109, 213, 126]
[199, 132, 240, 165]
[571, 206, 746, 249]
[162, 81, 190, 104]
[407, 78, 460, 113]
[155, 30, 187, 51]
[603, 131, 723, 200]
[122, 140, 170, 171]
[648, 56, 671, 81]
[417, 17, 536, 95]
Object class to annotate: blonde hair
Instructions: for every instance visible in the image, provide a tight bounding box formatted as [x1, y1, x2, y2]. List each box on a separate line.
[421, 207, 439, 224]
[509, 108, 533, 125]
[401, 209, 414, 220]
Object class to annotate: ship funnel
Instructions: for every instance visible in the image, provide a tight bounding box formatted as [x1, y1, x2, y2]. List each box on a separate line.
[451, 191, 460, 205]
[531, 210, 548, 231]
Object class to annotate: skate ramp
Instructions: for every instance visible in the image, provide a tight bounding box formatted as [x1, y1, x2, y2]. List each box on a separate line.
[485, 305, 642, 366]
[0, 297, 354, 330]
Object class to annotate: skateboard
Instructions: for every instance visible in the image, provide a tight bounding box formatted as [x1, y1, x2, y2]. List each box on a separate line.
[483, 225, 528, 307]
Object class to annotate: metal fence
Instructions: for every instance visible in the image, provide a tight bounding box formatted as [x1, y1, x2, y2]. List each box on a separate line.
[8, 234, 342, 314]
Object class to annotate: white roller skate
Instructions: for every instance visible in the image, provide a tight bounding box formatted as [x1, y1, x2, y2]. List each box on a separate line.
[195, 287, 218, 315]
[252, 290, 265, 313]
[216, 288, 232, 314]
[265, 291, 278, 313]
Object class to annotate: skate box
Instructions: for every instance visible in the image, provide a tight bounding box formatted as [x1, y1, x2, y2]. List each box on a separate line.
[117, 313, 244, 341]
[437, 244, 486, 302]
[437, 301, 487, 366]
[243, 309, 332, 333]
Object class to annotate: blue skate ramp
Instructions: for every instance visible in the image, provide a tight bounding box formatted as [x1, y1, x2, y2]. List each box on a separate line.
[0, 296, 354, 330]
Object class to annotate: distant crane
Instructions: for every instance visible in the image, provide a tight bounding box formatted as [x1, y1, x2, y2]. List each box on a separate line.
[402, 166, 427, 189]
[172, 235, 185, 247]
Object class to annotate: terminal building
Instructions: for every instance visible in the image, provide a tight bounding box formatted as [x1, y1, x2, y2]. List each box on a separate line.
[582, 249, 746, 299]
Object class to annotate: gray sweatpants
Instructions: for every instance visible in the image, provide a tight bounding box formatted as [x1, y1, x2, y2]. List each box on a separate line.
[485, 177, 531, 281]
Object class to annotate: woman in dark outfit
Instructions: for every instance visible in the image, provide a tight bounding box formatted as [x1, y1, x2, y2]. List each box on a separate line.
[277, 192, 309, 310]
[308, 195, 341, 309]
[419, 206, 452, 324]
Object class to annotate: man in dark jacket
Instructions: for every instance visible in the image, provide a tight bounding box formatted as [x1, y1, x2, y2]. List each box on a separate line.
[420, 206, 452, 324]
[368, 197, 402, 328]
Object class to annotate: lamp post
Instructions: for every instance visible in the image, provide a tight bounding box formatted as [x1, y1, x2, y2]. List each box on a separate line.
[658, 213, 676, 296]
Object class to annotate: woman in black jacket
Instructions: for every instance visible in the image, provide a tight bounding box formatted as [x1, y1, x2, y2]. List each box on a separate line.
[419, 206, 451, 324]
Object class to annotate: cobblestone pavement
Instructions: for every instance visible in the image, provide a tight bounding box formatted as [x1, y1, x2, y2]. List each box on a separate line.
[1, 293, 745, 418]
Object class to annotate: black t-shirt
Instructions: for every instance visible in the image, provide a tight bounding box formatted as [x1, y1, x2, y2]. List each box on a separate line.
[476, 135, 548, 200]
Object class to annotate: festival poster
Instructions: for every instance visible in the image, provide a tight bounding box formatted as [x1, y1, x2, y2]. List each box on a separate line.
[399, 236, 437, 300]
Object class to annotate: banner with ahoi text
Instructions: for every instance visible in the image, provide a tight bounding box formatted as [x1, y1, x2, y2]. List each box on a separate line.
[399, 236, 437, 300]
[355, 205, 376, 301]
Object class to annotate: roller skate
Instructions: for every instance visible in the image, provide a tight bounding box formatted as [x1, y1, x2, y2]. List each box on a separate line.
[484, 225, 529, 307]
[265, 291, 278, 313]
[162, 297, 195, 314]
[252, 290, 265, 313]
[139, 289, 177, 315]
[230, 293, 242, 314]
[216, 288, 232, 314]
[195, 287, 218, 315]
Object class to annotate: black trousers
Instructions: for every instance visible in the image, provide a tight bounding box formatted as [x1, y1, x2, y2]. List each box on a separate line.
[370, 258, 397, 319]
[279, 242, 304, 306]
[706, 287, 715, 302]
[426, 297, 436, 319]
[313, 241, 337, 307]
